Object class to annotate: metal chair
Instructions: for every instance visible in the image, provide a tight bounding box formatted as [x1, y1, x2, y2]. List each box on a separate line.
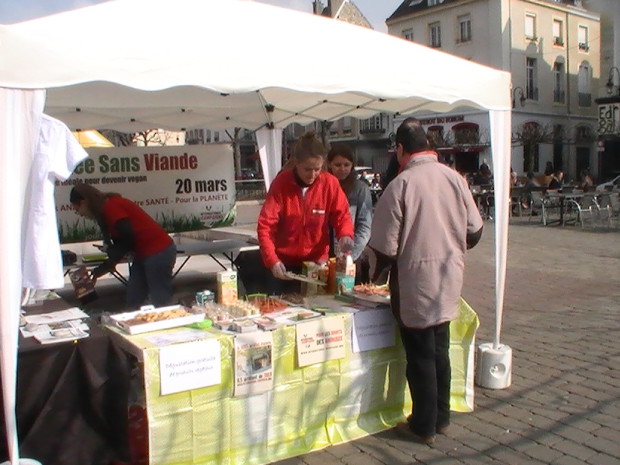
[595, 193, 620, 227]
[528, 191, 556, 226]
[565, 197, 595, 228]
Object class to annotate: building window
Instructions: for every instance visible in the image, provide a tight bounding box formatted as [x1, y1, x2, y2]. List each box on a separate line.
[428, 0, 439, 5]
[578, 25, 588, 51]
[342, 116, 352, 136]
[360, 114, 385, 134]
[525, 13, 536, 40]
[205, 130, 211, 143]
[526, 57, 538, 101]
[578, 63, 591, 106]
[552, 19, 563, 46]
[403, 28, 414, 41]
[453, 123, 480, 145]
[553, 61, 565, 103]
[214, 131, 220, 142]
[427, 125, 445, 148]
[429, 22, 441, 48]
[458, 15, 472, 43]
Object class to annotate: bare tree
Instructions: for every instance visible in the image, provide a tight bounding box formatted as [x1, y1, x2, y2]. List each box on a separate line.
[226, 128, 243, 179]
[133, 129, 176, 146]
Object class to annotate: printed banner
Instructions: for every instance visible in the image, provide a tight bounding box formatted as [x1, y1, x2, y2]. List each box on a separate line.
[159, 338, 221, 395]
[234, 331, 274, 397]
[54, 144, 236, 243]
[296, 315, 346, 367]
[351, 308, 396, 353]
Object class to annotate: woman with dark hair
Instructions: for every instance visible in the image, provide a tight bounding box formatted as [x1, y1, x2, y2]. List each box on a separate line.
[257, 132, 354, 294]
[327, 143, 372, 282]
[70, 183, 176, 308]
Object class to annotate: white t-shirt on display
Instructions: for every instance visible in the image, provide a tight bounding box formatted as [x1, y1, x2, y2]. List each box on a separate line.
[22, 114, 88, 289]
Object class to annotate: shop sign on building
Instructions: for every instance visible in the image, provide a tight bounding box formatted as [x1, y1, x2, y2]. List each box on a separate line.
[598, 103, 620, 136]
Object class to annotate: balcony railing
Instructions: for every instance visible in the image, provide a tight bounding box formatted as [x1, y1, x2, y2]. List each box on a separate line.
[553, 37, 564, 46]
[235, 180, 265, 201]
[578, 92, 592, 107]
[359, 127, 386, 135]
[553, 90, 565, 103]
[578, 42, 589, 51]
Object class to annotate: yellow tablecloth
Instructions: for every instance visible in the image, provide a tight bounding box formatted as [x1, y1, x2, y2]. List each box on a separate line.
[111, 297, 478, 465]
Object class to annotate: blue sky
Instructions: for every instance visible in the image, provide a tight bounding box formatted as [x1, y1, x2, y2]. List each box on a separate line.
[0, 0, 403, 32]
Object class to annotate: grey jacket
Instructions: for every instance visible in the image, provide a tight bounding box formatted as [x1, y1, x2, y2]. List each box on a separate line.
[347, 179, 373, 261]
[369, 154, 483, 328]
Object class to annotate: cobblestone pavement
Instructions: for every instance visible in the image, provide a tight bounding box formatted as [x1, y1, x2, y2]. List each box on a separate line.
[270, 217, 620, 465]
[68, 206, 619, 465]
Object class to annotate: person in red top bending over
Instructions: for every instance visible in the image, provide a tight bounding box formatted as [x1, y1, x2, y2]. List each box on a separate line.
[257, 132, 354, 294]
[70, 182, 176, 308]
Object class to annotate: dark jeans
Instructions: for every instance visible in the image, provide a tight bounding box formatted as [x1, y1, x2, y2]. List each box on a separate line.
[235, 249, 301, 296]
[126, 243, 176, 308]
[400, 321, 451, 437]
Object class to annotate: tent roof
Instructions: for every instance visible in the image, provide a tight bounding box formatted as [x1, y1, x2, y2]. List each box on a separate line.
[0, 0, 511, 132]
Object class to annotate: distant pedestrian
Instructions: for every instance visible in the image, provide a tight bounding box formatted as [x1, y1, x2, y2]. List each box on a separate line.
[369, 117, 483, 444]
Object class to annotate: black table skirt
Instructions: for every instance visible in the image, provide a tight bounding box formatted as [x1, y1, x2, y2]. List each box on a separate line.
[1, 299, 132, 465]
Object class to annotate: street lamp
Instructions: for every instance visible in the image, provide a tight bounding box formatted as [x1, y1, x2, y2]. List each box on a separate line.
[606, 66, 620, 96]
[512, 86, 526, 108]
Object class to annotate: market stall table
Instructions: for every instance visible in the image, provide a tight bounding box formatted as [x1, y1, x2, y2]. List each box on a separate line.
[105, 297, 479, 465]
[0, 296, 132, 465]
[65, 239, 253, 285]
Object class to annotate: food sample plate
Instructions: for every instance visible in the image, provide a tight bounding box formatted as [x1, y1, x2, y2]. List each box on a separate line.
[278, 293, 308, 307]
[348, 284, 391, 305]
[105, 305, 204, 334]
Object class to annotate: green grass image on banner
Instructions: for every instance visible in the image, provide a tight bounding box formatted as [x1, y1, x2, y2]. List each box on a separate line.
[59, 206, 237, 243]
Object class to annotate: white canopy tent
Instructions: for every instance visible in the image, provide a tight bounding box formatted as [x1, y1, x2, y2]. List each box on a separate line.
[0, 0, 512, 461]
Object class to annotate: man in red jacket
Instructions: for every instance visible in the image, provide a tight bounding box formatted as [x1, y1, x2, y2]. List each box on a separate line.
[257, 132, 354, 294]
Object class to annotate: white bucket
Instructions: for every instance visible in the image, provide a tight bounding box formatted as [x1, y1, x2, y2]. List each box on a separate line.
[475, 342, 512, 389]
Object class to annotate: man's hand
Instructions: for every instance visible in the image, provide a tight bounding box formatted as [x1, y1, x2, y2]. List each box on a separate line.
[338, 236, 354, 254]
[271, 261, 289, 280]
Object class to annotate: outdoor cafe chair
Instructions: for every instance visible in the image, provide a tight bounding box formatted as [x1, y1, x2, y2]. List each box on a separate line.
[565, 197, 596, 228]
[528, 190, 558, 226]
[595, 192, 620, 227]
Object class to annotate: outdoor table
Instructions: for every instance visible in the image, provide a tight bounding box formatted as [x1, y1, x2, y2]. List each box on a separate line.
[105, 297, 479, 465]
[65, 239, 254, 285]
[546, 191, 585, 225]
[0, 297, 132, 465]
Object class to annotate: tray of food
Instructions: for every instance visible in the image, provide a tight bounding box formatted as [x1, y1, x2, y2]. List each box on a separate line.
[348, 283, 391, 304]
[105, 305, 204, 334]
[247, 295, 290, 314]
[278, 292, 308, 307]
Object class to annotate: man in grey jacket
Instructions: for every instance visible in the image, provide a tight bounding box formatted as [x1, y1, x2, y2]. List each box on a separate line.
[369, 117, 483, 444]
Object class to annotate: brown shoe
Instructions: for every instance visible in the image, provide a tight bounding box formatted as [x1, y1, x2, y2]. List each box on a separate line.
[436, 424, 449, 435]
[394, 422, 435, 444]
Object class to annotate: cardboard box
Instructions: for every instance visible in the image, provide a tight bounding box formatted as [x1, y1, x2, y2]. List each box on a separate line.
[301, 262, 327, 295]
[336, 274, 355, 295]
[217, 270, 238, 305]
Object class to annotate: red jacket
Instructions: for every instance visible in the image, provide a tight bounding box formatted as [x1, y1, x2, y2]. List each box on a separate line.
[257, 169, 354, 269]
[103, 196, 172, 259]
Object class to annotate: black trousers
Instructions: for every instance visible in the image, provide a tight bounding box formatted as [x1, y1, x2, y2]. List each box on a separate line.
[235, 249, 301, 296]
[399, 321, 451, 436]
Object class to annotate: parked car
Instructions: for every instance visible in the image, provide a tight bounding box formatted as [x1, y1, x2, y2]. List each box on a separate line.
[239, 168, 259, 180]
[354, 166, 374, 184]
[596, 174, 620, 191]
